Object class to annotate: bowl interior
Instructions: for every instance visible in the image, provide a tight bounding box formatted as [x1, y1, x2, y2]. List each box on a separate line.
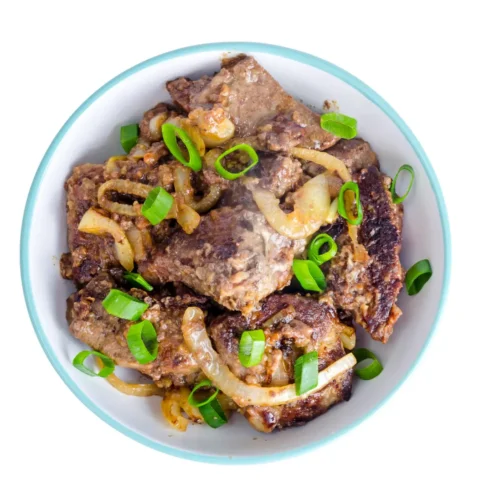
[22, 44, 449, 463]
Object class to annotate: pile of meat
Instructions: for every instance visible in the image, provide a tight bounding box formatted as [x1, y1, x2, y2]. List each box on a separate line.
[62, 55, 404, 432]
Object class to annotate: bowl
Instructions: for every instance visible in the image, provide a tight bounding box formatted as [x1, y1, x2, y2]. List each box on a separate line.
[21, 42, 451, 464]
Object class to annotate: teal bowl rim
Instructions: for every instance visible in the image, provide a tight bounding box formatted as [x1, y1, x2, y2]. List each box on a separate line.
[20, 42, 451, 464]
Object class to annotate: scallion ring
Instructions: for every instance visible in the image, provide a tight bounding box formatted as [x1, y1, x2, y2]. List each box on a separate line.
[162, 123, 202, 171]
[405, 259, 432, 296]
[214, 144, 259, 180]
[198, 398, 227, 429]
[307, 233, 338, 266]
[120, 124, 139, 153]
[102, 289, 149, 321]
[188, 380, 220, 408]
[391, 164, 415, 204]
[123, 272, 153, 291]
[338, 181, 363, 225]
[141, 186, 174, 225]
[294, 351, 319, 395]
[320, 112, 357, 139]
[239, 330, 266, 368]
[352, 348, 383, 380]
[293, 259, 327, 292]
[127, 320, 158, 364]
[73, 350, 115, 377]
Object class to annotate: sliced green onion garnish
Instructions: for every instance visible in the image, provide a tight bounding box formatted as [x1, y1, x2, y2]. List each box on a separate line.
[120, 124, 139, 153]
[127, 320, 158, 364]
[352, 348, 383, 380]
[294, 351, 319, 395]
[391, 164, 415, 204]
[199, 398, 227, 429]
[72, 350, 115, 377]
[405, 259, 432, 296]
[188, 380, 227, 428]
[320, 112, 357, 139]
[162, 123, 202, 171]
[141, 186, 174, 225]
[102, 289, 148, 321]
[188, 380, 220, 408]
[214, 144, 259, 180]
[123, 272, 153, 291]
[293, 259, 326, 292]
[338, 181, 363, 225]
[239, 330, 266, 367]
[307, 233, 338, 266]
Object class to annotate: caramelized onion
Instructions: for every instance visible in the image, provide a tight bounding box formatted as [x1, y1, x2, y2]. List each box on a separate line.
[104, 155, 128, 176]
[174, 164, 222, 213]
[176, 202, 201, 234]
[182, 307, 356, 407]
[161, 388, 203, 431]
[167, 117, 206, 156]
[249, 174, 330, 240]
[189, 108, 235, 147]
[98, 179, 152, 216]
[340, 329, 356, 351]
[125, 226, 147, 262]
[96, 358, 163, 396]
[78, 208, 134, 271]
[291, 147, 351, 182]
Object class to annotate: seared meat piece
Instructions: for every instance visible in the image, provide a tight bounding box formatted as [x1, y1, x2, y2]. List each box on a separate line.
[139, 206, 295, 314]
[209, 294, 354, 432]
[67, 272, 203, 387]
[324, 139, 404, 342]
[326, 138, 379, 172]
[139, 103, 169, 142]
[61, 163, 119, 285]
[167, 55, 337, 151]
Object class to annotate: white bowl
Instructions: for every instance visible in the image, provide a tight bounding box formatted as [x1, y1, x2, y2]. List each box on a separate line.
[21, 42, 451, 464]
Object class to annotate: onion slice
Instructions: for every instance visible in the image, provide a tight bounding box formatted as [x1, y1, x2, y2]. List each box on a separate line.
[98, 179, 152, 216]
[249, 174, 330, 240]
[78, 208, 134, 271]
[182, 307, 356, 407]
[291, 147, 351, 182]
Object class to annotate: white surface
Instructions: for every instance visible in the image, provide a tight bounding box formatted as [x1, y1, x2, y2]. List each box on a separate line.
[1, 0, 499, 498]
[24, 45, 446, 460]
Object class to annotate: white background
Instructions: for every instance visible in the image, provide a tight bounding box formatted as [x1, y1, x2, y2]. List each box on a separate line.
[1, 1, 499, 498]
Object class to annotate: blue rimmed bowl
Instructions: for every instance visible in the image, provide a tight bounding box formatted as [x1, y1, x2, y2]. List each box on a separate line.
[21, 42, 450, 464]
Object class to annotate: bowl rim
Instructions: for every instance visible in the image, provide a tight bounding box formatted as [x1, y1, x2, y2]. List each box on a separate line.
[20, 42, 451, 464]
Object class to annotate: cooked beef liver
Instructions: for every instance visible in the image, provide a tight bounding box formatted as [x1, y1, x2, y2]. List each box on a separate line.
[209, 294, 354, 432]
[139, 206, 295, 314]
[67, 272, 203, 387]
[167, 55, 337, 151]
[324, 140, 404, 342]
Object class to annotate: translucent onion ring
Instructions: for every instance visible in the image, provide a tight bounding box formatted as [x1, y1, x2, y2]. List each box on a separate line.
[125, 226, 147, 262]
[161, 388, 203, 431]
[78, 208, 134, 271]
[95, 357, 163, 397]
[291, 147, 351, 182]
[97, 179, 152, 216]
[182, 307, 356, 408]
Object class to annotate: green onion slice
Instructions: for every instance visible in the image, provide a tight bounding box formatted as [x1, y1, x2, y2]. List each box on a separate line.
[338, 181, 363, 225]
[188, 380, 228, 428]
[214, 144, 259, 180]
[405, 259, 432, 296]
[120, 124, 139, 154]
[352, 348, 383, 380]
[127, 320, 158, 364]
[72, 350, 115, 377]
[199, 398, 227, 429]
[239, 330, 266, 367]
[123, 272, 153, 291]
[320, 113, 357, 139]
[293, 259, 326, 292]
[162, 123, 202, 171]
[188, 380, 220, 408]
[294, 351, 319, 395]
[141, 186, 174, 225]
[391, 164, 415, 204]
[307, 233, 338, 266]
[102, 289, 148, 321]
